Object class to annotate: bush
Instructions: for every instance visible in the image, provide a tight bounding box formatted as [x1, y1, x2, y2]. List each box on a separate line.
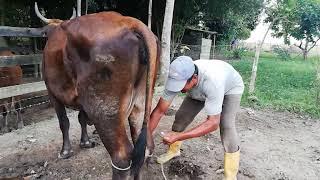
[232, 47, 247, 59]
[272, 46, 291, 61]
[220, 47, 247, 60]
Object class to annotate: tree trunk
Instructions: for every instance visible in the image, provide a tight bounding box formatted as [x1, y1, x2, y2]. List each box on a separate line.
[158, 0, 175, 85]
[315, 59, 320, 105]
[77, 0, 81, 17]
[248, 22, 273, 94]
[303, 41, 309, 60]
[303, 50, 308, 60]
[148, 0, 152, 29]
[317, 66, 320, 105]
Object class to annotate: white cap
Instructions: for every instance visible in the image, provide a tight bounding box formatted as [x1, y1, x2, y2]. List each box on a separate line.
[165, 56, 195, 92]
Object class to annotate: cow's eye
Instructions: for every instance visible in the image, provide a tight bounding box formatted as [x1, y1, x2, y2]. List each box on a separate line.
[97, 67, 111, 80]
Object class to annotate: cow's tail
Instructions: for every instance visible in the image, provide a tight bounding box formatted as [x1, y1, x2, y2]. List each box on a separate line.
[128, 19, 160, 176]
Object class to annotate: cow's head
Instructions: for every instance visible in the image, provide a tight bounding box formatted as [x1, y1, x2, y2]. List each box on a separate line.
[34, 2, 76, 26]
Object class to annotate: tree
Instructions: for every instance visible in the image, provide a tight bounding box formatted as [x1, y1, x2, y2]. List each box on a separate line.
[205, 0, 264, 42]
[249, 1, 288, 95]
[249, 21, 274, 94]
[151, 0, 264, 54]
[266, 0, 320, 60]
[158, 0, 175, 85]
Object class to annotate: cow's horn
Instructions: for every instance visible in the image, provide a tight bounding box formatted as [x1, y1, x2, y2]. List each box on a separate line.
[34, 2, 50, 24]
[70, 8, 76, 19]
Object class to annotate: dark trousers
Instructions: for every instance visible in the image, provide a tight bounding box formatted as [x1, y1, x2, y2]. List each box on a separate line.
[172, 94, 241, 153]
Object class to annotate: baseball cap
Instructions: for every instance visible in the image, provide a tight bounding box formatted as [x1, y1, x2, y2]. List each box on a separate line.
[165, 56, 195, 92]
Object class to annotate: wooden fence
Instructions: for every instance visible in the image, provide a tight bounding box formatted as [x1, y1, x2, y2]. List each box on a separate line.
[0, 26, 47, 99]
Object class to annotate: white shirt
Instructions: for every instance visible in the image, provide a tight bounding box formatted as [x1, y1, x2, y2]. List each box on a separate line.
[162, 59, 244, 115]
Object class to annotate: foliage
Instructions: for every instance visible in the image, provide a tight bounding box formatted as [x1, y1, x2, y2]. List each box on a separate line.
[205, 0, 264, 41]
[2, 0, 264, 48]
[232, 47, 247, 59]
[272, 45, 291, 61]
[218, 46, 248, 60]
[231, 57, 320, 118]
[266, 0, 320, 60]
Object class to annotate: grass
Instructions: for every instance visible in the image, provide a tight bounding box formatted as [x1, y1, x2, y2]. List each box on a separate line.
[230, 54, 320, 118]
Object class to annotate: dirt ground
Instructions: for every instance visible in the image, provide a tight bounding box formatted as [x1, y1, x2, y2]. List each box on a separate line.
[0, 94, 320, 180]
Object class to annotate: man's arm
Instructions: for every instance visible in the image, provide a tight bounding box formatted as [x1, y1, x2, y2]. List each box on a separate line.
[162, 114, 220, 144]
[148, 97, 172, 133]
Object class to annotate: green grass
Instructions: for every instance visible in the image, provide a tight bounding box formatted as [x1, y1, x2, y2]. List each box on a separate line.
[230, 57, 320, 118]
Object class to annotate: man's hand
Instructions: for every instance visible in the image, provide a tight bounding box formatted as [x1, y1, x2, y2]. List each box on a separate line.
[160, 131, 181, 145]
[159, 115, 221, 144]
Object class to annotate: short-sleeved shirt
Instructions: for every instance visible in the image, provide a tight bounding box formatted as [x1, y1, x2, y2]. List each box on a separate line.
[162, 59, 244, 115]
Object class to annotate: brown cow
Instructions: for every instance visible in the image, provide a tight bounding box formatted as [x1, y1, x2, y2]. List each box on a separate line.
[0, 50, 23, 133]
[35, 3, 159, 180]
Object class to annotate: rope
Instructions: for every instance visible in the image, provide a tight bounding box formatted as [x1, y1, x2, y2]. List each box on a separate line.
[147, 153, 168, 180]
[160, 163, 167, 180]
[110, 160, 132, 171]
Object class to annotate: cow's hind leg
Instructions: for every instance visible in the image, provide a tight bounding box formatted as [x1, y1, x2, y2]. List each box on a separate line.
[78, 110, 95, 148]
[129, 102, 144, 180]
[50, 95, 73, 159]
[128, 105, 141, 144]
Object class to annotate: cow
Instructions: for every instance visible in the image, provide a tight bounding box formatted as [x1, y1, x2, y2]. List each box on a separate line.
[0, 50, 23, 133]
[34, 2, 159, 180]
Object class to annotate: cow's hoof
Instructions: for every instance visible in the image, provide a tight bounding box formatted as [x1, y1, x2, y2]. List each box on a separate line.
[58, 149, 73, 159]
[80, 140, 95, 148]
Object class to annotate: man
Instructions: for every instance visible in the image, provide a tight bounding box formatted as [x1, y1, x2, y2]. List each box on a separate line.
[148, 56, 244, 180]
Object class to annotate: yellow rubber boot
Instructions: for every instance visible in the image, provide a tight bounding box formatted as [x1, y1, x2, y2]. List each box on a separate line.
[157, 141, 182, 164]
[224, 149, 240, 180]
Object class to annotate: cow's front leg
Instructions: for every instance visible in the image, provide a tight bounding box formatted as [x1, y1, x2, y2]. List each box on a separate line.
[78, 110, 95, 148]
[50, 96, 73, 159]
[93, 119, 134, 180]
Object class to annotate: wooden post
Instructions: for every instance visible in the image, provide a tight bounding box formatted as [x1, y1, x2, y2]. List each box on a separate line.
[85, 0, 88, 15]
[148, 0, 153, 29]
[159, 0, 175, 85]
[77, 0, 81, 17]
[33, 38, 39, 78]
[249, 22, 273, 94]
[212, 34, 216, 59]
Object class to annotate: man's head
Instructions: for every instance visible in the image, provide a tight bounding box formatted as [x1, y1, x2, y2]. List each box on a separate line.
[165, 56, 198, 93]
